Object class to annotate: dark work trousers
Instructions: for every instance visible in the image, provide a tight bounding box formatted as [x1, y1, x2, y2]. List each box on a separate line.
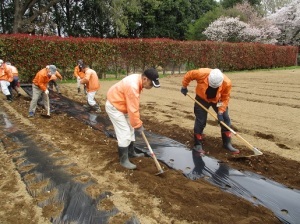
[194, 95, 231, 134]
[48, 80, 60, 92]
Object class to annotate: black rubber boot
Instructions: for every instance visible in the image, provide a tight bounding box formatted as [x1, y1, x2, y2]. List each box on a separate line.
[193, 133, 205, 155]
[118, 146, 136, 169]
[6, 95, 13, 102]
[92, 104, 101, 113]
[83, 103, 92, 111]
[128, 141, 144, 158]
[222, 131, 240, 154]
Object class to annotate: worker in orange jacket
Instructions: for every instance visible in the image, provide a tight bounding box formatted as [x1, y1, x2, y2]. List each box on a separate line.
[28, 65, 57, 118]
[181, 68, 239, 155]
[49, 70, 63, 94]
[6, 62, 21, 97]
[0, 59, 13, 102]
[80, 64, 101, 113]
[105, 68, 160, 169]
[74, 59, 86, 93]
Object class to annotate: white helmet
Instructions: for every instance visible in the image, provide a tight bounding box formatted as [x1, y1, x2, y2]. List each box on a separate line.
[208, 69, 224, 88]
[0, 59, 3, 66]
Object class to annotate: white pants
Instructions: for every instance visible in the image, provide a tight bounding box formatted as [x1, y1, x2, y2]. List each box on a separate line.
[87, 91, 97, 106]
[105, 100, 135, 147]
[0, 80, 10, 95]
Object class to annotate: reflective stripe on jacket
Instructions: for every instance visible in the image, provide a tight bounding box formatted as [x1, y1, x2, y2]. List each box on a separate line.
[32, 68, 50, 91]
[80, 68, 100, 93]
[182, 68, 232, 113]
[74, 66, 85, 79]
[107, 74, 143, 128]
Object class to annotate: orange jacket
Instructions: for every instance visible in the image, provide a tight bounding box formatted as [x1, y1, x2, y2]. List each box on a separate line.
[80, 68, 100, 93]
[182, 68, 232, 113]
[7, 65, 18, 77]
[0, 63, 13, 82]
[32, 68, 51, 91]
[107, 74, 143, 128]
[49, 71, 63, 81]
[74, 65, 85, 79]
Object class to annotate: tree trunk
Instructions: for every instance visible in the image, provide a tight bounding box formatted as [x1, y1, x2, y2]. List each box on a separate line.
[12, 1, 22, 33]
[12, 0, 62, 34]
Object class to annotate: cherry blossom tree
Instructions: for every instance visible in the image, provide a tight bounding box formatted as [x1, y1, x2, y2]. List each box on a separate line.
[267, 0, 300, 45]
[260, 0, 293, 15]
[203, 16, 280, 44]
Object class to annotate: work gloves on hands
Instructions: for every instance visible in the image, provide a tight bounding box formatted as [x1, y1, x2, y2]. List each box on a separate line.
[45, 89, 49, 95]
[181, 87, 188, 96]
[217, 112, 224, 124]
[135, 125, 144, 134]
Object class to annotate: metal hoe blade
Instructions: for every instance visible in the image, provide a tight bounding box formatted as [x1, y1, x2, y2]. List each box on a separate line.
[231, 148, 263, 159]
[41, 114, 51, 119]
[155, 169, 165, 176]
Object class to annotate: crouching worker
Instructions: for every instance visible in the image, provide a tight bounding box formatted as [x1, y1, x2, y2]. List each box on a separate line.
[0, 59, 13, 102]
[5, 62, 21, 97]
[105, 68, 160, 169]
[181, 68, 239, 155]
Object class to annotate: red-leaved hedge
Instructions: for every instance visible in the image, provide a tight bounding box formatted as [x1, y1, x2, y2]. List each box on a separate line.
[0, 34, 298, 82]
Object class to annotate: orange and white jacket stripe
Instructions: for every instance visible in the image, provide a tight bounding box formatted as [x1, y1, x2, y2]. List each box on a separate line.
[107, 74, 143, 128]
[182, 68, 232, 113]
[32, 68, 51, 91]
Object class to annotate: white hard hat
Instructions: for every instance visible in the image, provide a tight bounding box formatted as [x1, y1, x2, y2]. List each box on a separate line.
[208, 69, 224, 88]
[0, 59, 3, 66]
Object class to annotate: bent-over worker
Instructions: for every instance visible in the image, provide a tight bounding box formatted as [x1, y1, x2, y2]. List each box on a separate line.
[181, 68, 239, 155]
[105, 68, 160, 169]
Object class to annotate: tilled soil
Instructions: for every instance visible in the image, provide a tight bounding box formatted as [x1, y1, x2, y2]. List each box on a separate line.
[0, 68, 300, 224]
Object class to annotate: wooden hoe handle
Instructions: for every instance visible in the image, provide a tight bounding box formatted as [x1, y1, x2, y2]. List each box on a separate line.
[186, 93, 262, 155]
[141, 131, 164, 174]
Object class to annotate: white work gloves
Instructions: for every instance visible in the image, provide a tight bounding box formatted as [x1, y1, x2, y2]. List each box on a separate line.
[45, 89, 49, 95]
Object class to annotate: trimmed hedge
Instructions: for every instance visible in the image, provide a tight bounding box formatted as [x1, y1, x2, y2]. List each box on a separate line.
[0, 34, 298, 82]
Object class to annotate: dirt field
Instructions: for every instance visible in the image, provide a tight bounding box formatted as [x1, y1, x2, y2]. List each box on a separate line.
[1, 68, 300, 224]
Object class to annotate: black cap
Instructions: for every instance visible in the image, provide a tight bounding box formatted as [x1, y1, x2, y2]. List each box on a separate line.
[78, 59, 83, 65]
[144, 68, 160, 88]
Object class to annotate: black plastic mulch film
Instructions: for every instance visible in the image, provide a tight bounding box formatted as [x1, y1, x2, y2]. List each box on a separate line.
[0, 83, 299, 224]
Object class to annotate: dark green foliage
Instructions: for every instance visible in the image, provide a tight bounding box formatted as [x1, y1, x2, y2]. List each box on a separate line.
[186, 7, 224, 40]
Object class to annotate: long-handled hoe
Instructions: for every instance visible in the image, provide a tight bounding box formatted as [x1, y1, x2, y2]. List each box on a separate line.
[41, 93, 51, 119]
[187, 93, 263, 158]
[141, 131, 165, 175]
